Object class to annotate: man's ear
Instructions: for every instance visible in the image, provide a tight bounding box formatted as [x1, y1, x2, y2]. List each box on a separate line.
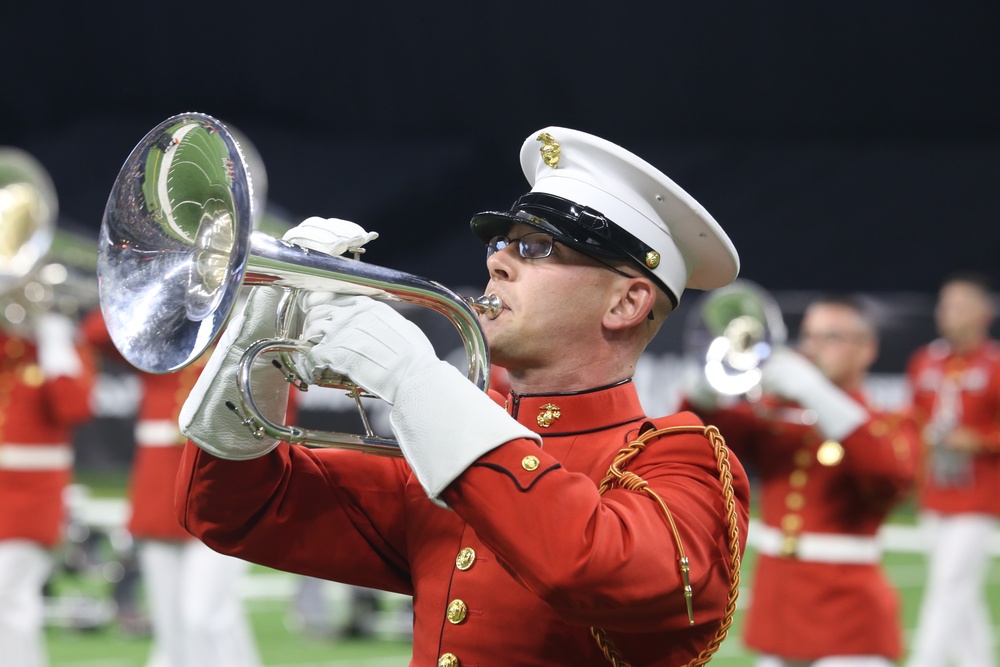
[604, 278, 657, 330]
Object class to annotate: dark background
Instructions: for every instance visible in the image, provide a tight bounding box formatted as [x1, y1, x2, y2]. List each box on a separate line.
[6, 1, 994, 472]
[5, 1, 999, 298]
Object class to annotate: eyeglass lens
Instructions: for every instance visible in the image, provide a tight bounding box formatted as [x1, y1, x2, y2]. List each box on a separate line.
[487, 233, 554, 259]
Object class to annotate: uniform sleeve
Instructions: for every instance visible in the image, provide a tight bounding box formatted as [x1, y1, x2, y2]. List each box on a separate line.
[839, 414, 920, 505]
[440, 415, 751, 633]
[972, 362, 1000, 452]
[175, 440, 415, 595]
[903, 352, 931, 429]
[679, 397, 763, 466]
[41, 344, 96, 426]
[80, 309, 119, 358]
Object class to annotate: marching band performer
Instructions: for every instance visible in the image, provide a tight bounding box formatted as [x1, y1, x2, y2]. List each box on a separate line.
[82, 310, 261, 667]
[682, 294, 920, 666]
[905, 273, 1000, 667]
[0, 310, 95, 667]
[174, 127, 750, 665]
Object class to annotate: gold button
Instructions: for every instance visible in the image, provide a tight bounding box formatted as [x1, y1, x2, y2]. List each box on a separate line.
[780, 514, 802, 532]
[789, 470, 808, 488]
[455, 547, 476, 571]
[817, 440, 845, 466]
[785, 492, 804, 511]
[22, 365, 44, 387]
[521, 455, 540, 471]
[437, 653, 459, 667]
[780, 534, 798, 557]
[793, 449, 813, 468]
[869, 420, 889, 437]
[893, 436, 911, 460]
[446, 599, 468, 624]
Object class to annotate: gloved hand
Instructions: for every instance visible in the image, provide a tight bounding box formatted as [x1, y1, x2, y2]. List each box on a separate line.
[299, 295, 541, 505]
[283, 217, 378, 256]
[179, 218, 379, 460]
[35, 312, 84, 379]
[286, 217, 384, 305]
[760, 346, 868, 441]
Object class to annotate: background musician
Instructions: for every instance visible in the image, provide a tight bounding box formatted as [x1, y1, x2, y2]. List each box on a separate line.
[682, 293, 919, 666]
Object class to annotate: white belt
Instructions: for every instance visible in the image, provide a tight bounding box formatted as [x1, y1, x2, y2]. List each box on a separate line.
[0, 443, 74, 471]
[752, 523, 881, 564]
[135, 420, 184, 447]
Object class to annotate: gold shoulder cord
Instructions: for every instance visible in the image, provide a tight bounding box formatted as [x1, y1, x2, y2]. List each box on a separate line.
[590, 424, 742, 667]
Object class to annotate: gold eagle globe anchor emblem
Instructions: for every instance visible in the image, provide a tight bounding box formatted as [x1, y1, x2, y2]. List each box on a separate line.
[537, 403, 561, 428]
[536, 132, 561, 169]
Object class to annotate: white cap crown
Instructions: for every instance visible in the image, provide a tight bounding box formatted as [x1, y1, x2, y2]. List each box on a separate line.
[519, 127, 739, 305]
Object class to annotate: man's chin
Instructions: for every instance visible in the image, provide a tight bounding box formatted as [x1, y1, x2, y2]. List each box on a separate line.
[485, 338, 513, 369]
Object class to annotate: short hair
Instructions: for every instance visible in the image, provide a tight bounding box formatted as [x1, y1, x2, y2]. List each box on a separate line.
[808, 293, 878, 338]
[942, 271, 994, 299]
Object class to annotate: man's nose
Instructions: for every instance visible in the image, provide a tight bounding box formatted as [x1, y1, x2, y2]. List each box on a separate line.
[486, 243, 518, 280]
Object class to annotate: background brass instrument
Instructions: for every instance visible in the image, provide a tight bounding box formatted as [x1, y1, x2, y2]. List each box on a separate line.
[1, 147, 98, 335]
[97, 112, 497, 456]
[686, 279, 786, 396]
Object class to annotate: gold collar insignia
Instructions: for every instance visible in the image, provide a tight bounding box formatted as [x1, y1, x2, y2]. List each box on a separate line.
[537, 403, 561, 428]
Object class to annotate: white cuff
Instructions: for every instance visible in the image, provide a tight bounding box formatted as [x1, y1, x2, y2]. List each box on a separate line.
[796, 380, 868, 441]
[389, 362, 540, 507]
[35, 314, 84, 379]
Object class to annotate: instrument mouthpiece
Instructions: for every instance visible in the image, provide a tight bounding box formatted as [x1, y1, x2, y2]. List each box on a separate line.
[466, 294, 503, 319]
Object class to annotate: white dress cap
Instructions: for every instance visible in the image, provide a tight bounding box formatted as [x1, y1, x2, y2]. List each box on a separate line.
[519, 127, 740, 305]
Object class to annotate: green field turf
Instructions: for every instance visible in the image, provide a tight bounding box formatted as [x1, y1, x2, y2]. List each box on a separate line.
[45, 479, 1000, 666]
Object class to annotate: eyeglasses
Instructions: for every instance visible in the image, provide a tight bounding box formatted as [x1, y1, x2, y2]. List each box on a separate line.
[487, 232, 554, 260]
[799, 330, 867, 346]
[487, 232, 654, 320]
[487, 232, 638, 280]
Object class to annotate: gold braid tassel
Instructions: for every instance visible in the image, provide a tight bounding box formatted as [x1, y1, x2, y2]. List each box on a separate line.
[590, 424, 742, 667]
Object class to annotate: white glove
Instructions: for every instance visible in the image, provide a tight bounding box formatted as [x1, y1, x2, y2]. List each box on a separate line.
[179, 217, 380, 459]
[680, 358, 720, 412]
[179, 286, 289, 459]
[35, 312, 84, 379]
[285, 217, 385, 303]
[299, 296, 540, 505]
[760, 347, 868, 441]
[283, 217, 378, 255]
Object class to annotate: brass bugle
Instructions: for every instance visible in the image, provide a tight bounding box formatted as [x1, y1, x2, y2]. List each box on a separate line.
[97, 112, 499, 456]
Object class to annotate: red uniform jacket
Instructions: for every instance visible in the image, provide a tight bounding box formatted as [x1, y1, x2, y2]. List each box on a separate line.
[176, 380, 750, 666]
[127, 369, 205, 540]
[83, 309, 300, 541]
[0, 331, 95, 547]
[684, 392, 918, 661]
[907, 339, 1000, 516]
[83, 310, 204, 540]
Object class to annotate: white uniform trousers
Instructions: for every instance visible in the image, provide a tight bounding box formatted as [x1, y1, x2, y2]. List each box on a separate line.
[757, 655, 894, 667]
[140, 539, 261, 667]
[0, 540, 53, 667]
[905, 511, 998, 667]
